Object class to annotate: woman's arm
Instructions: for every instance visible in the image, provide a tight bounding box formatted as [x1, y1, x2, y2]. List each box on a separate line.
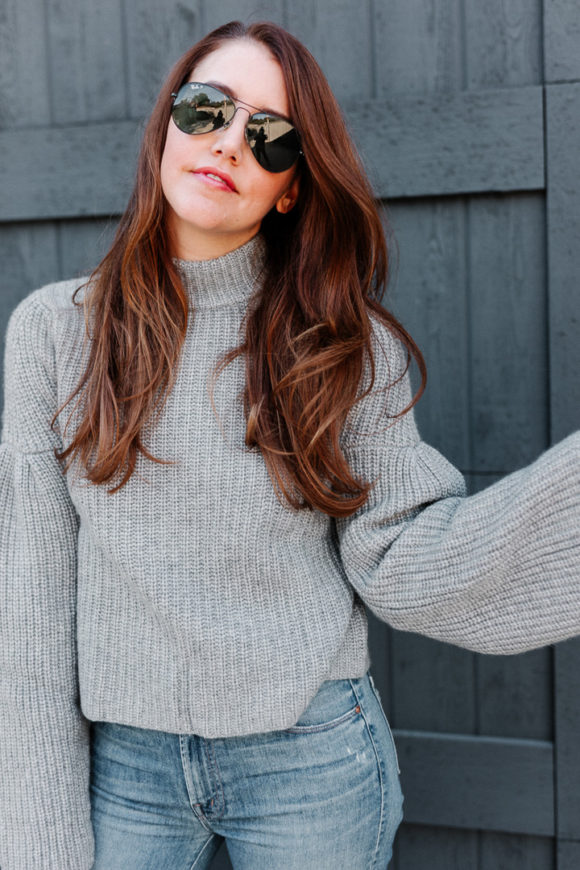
[336, 319, 580, 655]
[0, 292, 94, 869]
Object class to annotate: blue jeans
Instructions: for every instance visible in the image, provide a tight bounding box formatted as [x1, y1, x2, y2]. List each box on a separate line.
[89, 671, 403, 869]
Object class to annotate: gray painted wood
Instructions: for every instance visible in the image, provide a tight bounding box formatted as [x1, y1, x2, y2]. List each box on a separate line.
[394, 730, 554, 835]
[0, 0, 50, 128]
[351, 86, 544, 199]
[544, 0, 580, 82]
[0, 121, 141, 221]
[0, 223, 59, 317]
[202, 0, 284, 36]
[46, 0, 126, 124]
[387, 198, 470, 468]
[477, 648, 552, 741]
[373, 0, 462, 98]
[481, 832, 554, 870]
[286, 0, 373, 101]
[468, 193, 548, 473]
[57, 218, 118, 281]
[554, 639, 580, 841]
[0, 86, 545, 222]
[390, 634, 475, 735]
[558, 840, 580, 870]
[464, 0, 542, 88]
[0, 222, 59, 401]
[395, 824, 478, 870]
[546, 83, 580, 440]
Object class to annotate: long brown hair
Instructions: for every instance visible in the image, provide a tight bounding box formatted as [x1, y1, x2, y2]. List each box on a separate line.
[53, 20, 426, 518]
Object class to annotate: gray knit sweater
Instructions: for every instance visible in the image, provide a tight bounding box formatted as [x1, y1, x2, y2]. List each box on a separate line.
[1, 234, 579, 869]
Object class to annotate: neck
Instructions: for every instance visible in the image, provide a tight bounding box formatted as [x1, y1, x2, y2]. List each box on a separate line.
[169, 225, 263, 262]
[173, 233, 267, 308]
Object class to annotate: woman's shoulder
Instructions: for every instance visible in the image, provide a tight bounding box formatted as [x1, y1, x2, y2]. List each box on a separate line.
[4, 277, 91, 383]
[11, 275, 91, 319]
[5, 276, 92, 359]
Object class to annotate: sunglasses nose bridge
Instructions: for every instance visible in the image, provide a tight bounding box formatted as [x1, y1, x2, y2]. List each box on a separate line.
[221, 103, 251, 131]
[211, 104, 253, 164]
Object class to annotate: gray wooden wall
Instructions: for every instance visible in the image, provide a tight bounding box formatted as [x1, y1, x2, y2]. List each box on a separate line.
[1, 2, 579, 868]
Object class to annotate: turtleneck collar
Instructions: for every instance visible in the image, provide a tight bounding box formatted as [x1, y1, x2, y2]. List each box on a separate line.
[173, 234, 266, 309]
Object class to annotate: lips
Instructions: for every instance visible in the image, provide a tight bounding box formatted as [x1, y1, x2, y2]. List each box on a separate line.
[193, 166, 237, 192]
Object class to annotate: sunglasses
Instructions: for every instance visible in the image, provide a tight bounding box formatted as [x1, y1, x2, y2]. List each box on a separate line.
[170, 82, 302, 173]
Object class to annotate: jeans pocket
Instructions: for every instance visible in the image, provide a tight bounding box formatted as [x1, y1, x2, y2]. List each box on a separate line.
[283, 678, 362, 733]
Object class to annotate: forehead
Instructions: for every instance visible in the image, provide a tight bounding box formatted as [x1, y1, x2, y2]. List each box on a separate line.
[189, 39, 290, 116]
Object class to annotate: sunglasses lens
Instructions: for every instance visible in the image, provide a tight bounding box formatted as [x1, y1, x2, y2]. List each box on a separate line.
[171, 84, 301, 173]
[171, 83, 233, 134]
[246, 114, 301, 173]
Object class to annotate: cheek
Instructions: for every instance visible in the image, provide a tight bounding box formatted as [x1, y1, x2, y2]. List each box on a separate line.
[248, 168, 292, 207]
[161, 127, 183, 173]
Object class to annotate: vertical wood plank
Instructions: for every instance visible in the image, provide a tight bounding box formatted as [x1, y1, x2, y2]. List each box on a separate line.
[477, 648, 552, 741]
[58, 218, 119, 280]
[558, 840, 580, 870]
[544, 0, 580, 82]
[0, 223, 60, 318]
[203, 0, 285, 35]
[390, 633, 475, 734]
[0, 0, 50, 127]
[481, 831, 554, 870]
[545, 83, 580, 441]
[124, 0, 204, 119]
[395, 823, 478, 870]
[46, 0, 126, 123]
[554, 639, 580, 842]
[286, 0, 373, 100]
[463, 0, 542, 88]
[0, 223, 60, 391]
[373, 0, 462, 97]
[468, 193, 548, 474]
[387, 199, 470, 467]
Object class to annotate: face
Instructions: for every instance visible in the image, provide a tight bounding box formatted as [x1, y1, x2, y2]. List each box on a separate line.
[160, 38, 300, 260]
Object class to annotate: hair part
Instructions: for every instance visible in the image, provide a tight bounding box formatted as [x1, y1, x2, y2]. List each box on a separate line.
[53, 20, 426, 517]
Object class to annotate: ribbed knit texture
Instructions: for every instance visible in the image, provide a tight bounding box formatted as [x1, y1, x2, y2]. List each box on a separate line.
[1, 233, 579, 868]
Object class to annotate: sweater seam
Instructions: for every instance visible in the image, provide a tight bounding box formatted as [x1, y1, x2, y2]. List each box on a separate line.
[1, 440, 58, 456]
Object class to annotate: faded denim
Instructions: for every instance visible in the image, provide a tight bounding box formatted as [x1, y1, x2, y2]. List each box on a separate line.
[90, 671, 403, 869]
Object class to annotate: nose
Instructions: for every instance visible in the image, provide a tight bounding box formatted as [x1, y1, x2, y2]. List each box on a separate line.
[210, 106, 250, 164]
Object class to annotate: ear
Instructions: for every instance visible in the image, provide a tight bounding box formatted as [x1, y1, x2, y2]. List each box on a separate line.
[275, 174, 300, 214]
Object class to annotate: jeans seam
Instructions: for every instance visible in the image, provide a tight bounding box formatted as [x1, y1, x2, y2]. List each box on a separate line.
[367, 674, 401, 775]
[179, 735, 214, 833]
[188, 832, 217, 869]
[203, 738, 225, 818]
[348, 677, 385, 870]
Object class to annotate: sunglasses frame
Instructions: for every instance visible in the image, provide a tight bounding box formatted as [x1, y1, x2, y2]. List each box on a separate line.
[170, 81, 303, 174]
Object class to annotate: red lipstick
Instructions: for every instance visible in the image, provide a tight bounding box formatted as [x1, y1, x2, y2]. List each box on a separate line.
[193, 166, 237, 192]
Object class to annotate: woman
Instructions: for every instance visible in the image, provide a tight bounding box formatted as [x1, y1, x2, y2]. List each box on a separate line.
[0, 19, 578, 870]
